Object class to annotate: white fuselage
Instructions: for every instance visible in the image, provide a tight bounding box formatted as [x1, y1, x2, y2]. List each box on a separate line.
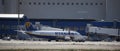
[23, 30, 86, 41]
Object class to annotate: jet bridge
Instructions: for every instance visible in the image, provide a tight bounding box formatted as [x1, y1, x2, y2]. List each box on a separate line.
[88, 27, 119, 36]
[86, 24, 120, 41]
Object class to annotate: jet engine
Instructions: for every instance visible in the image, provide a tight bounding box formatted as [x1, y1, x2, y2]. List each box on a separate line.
[64, 36, 71, 40]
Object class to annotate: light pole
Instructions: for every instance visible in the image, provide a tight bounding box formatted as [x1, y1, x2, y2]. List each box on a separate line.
[105, 0, 107, 21]
[17, 0, 20, 39]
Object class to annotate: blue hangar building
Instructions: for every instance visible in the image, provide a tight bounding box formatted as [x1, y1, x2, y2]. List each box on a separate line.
[0, 17, 120, 39]
[0, 0, 120, 40]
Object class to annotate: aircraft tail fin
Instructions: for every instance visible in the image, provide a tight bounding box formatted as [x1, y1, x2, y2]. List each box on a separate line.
[23, 16, 36, 31]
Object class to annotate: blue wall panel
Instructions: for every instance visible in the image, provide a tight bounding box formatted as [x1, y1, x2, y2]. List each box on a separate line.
[0, 19, 120, 36]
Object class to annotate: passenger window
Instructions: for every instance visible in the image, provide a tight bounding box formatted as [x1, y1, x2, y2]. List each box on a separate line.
[74, 33, 77, 35]
[71, 3, 74, 5]
[63, 33, 65, 35]
[71, 33, 74, 35]
[65, 33, 68, 35]
[55, 32, 57, 34]
[62, 33, 64, 35]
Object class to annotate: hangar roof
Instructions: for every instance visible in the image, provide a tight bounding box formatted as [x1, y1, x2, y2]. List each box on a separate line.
[0, 14, 24, 18]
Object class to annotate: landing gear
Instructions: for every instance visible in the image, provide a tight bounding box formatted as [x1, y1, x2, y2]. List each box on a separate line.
[74, 40, 85, 42]
[48, 40, 51, 42]
[79, 40, 85, 42]
[56, 40, 59, 42]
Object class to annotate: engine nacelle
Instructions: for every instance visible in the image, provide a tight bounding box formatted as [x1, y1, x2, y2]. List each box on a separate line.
[73, 35, 86, 42]
[64, 36, 71, 40]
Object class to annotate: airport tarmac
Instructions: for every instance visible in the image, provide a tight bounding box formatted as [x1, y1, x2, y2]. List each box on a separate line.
[0, 40, 120, 50]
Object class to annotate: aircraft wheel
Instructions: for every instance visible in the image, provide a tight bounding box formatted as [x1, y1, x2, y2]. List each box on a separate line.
[75, 41, 78, 42]
[79, 40, 85, 42]
[39, 39, 41, 41]
[56, 40, 59, 42]
[48, 40, 51, 42]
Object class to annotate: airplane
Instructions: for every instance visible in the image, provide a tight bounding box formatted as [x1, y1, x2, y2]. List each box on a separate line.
[16, 16, 87, 42]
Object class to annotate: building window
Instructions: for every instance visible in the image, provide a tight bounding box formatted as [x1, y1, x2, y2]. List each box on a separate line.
[62, 3, 64, 5]
[52, 2, 55, 5]
[76, 3, 79, 5]
[81, 3, 83, 5]
[85, 3, 88, 5]
[100, 3, 103, 5]
[43, 2, 45, 5]
[19, 2, 22, 5]
[29, 2, 31, 5]
[57, 3, 60, 5]
[90, 3, 93, 5]
[95, 3, 98, 5]
[48, 2, 50, 5]
[2, 0, 5, 5]
[38, 2, 41, 5]
[66, 2, 69, 5]
[34, 2, 36, 5]
[71, 3, 74, 5]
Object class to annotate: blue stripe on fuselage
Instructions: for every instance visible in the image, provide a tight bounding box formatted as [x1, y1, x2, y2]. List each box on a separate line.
[26, 32, 64, 40]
